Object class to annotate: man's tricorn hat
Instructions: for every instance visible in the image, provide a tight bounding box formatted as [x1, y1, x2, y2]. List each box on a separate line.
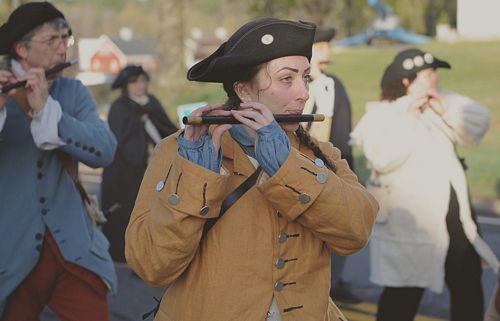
[313, 28, 336, 43]
[0, 2, 66, 55]
[381, 48, 451, 89]
[187, 17, 316, 83]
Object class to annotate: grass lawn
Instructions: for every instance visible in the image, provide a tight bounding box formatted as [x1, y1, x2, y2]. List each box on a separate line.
[330, 41, 500, 200]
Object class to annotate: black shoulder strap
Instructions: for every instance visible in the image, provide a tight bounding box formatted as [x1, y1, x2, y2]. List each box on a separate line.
[141, 166, 263, 320]
[202, 166, 262, 236]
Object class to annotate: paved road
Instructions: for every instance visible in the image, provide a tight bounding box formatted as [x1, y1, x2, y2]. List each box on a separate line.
[40, 169, 500, 321]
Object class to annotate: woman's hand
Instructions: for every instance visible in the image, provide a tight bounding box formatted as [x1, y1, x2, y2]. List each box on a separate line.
[183, 103, 232, 152]
[426, 88, 446, 115]
[407, 95, 430, 114]
[230, 101, 274, 131]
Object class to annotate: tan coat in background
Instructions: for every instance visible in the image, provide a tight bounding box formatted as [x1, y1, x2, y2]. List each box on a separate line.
[125, 129, 378, 321]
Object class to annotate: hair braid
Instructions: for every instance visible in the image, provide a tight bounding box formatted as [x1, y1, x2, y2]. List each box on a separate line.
[295, 126, 337, 173]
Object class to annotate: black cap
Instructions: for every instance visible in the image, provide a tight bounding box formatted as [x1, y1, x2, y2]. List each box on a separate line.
[313, 28, 336, 43]
[381, 48, 451, 89]
[187, 17, 316, 83]
[0, 2, 66, 55]
[111, 65, 149, 90]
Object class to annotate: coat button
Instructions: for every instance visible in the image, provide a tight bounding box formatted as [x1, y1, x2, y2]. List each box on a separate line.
[41, 208, 48, 215]
[168, 194, 179, 205]
[66, 138, 73, 144]
[278, 232, 287, 243]
[314, 158, 325, 167]
[39, 197, 46, 204]
[75, 141, 81, 148]
[36, 244, 42, 251]
[275, 258, 285, 269]
[37, 160, 43, 168]
[200, 206, 209, 216]
[95, 151, 102, 157]
[89, 147, 95, 153]
[275, 280, 284, 292]
[316, 173, 327, 184]
[35, 233, 43, 240]
[37, 172, 43, 180]
[299, 193, 310, 204]
[156, 181, 165, 192]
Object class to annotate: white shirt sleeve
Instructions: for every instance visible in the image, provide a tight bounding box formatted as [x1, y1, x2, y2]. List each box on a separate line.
[440, 91, 490, 147]
[0, 106, 6, 132]
[141, 114, 162, 144]
[30, 95, 66, 150]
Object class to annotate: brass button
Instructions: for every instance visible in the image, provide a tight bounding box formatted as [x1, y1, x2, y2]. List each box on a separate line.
[316, 173, 327, 184]
[168, 194, 179, 205]
[156, 181, 165, 192]
[275, 280, 284, 292]
[278, 232, 287, 243]
[275, 258, 285, 269]
[314, 158, 325, 167]
[200, 206, 209, 216]
[299, 193, 310, 204]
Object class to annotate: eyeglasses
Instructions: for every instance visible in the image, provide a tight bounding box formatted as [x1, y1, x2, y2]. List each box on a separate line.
[29, 34, 75, 49]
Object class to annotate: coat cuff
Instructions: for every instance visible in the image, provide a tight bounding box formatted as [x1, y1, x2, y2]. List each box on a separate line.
[257, 148, 330, 221]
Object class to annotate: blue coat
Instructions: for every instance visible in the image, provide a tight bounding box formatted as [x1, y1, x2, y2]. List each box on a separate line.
[0, 77, 118, 312]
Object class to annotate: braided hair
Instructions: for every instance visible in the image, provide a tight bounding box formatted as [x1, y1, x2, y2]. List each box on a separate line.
[222, 65, 262, 110]
[296, 125, 337, 173]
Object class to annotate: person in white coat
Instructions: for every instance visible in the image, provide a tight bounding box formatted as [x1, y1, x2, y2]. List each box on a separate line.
[350, 48, 499, 321]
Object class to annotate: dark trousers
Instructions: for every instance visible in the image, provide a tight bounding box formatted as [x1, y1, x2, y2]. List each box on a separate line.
[376, 186, 484, 321]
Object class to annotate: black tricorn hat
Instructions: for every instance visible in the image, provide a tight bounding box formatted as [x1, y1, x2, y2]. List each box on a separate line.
[0, 2, 66, 55]
[111, 65, 149, 90]
[381, 48, 451, 89]
[313, 28, 336, 43]
[187, 17, 316, 83]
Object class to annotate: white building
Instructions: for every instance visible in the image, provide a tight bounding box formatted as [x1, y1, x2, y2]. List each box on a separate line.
[457, 0, 500, 40]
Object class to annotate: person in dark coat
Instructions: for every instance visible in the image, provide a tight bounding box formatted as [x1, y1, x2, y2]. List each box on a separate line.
[101, 65, 178, 263]
[304, 27, 360, 304]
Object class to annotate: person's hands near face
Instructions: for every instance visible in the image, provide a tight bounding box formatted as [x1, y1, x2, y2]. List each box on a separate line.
[426, 87, 446, 115]
[407, 95, 430, 114]
[0, 70, 17, 107]
[183, 103, 232, 152]
[20, 68, 49, 112]
[231, 101, 275, 131]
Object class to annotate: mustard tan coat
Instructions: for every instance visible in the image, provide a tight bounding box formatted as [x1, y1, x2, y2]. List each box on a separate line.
[125, 129, 378, 321]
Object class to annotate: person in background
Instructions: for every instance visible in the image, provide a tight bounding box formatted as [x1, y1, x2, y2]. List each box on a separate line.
[0, 2, 117, 320]
[350, 48, 499, 321]
[125, 17, 377, 321]
[101, 65, 177, 264]
[305, 27, 360, 304]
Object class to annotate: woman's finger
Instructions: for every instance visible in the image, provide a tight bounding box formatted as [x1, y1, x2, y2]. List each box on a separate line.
[191, 103, 225, 116]
[231, 110, 268, 130]
[211, 124, 232, 152]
